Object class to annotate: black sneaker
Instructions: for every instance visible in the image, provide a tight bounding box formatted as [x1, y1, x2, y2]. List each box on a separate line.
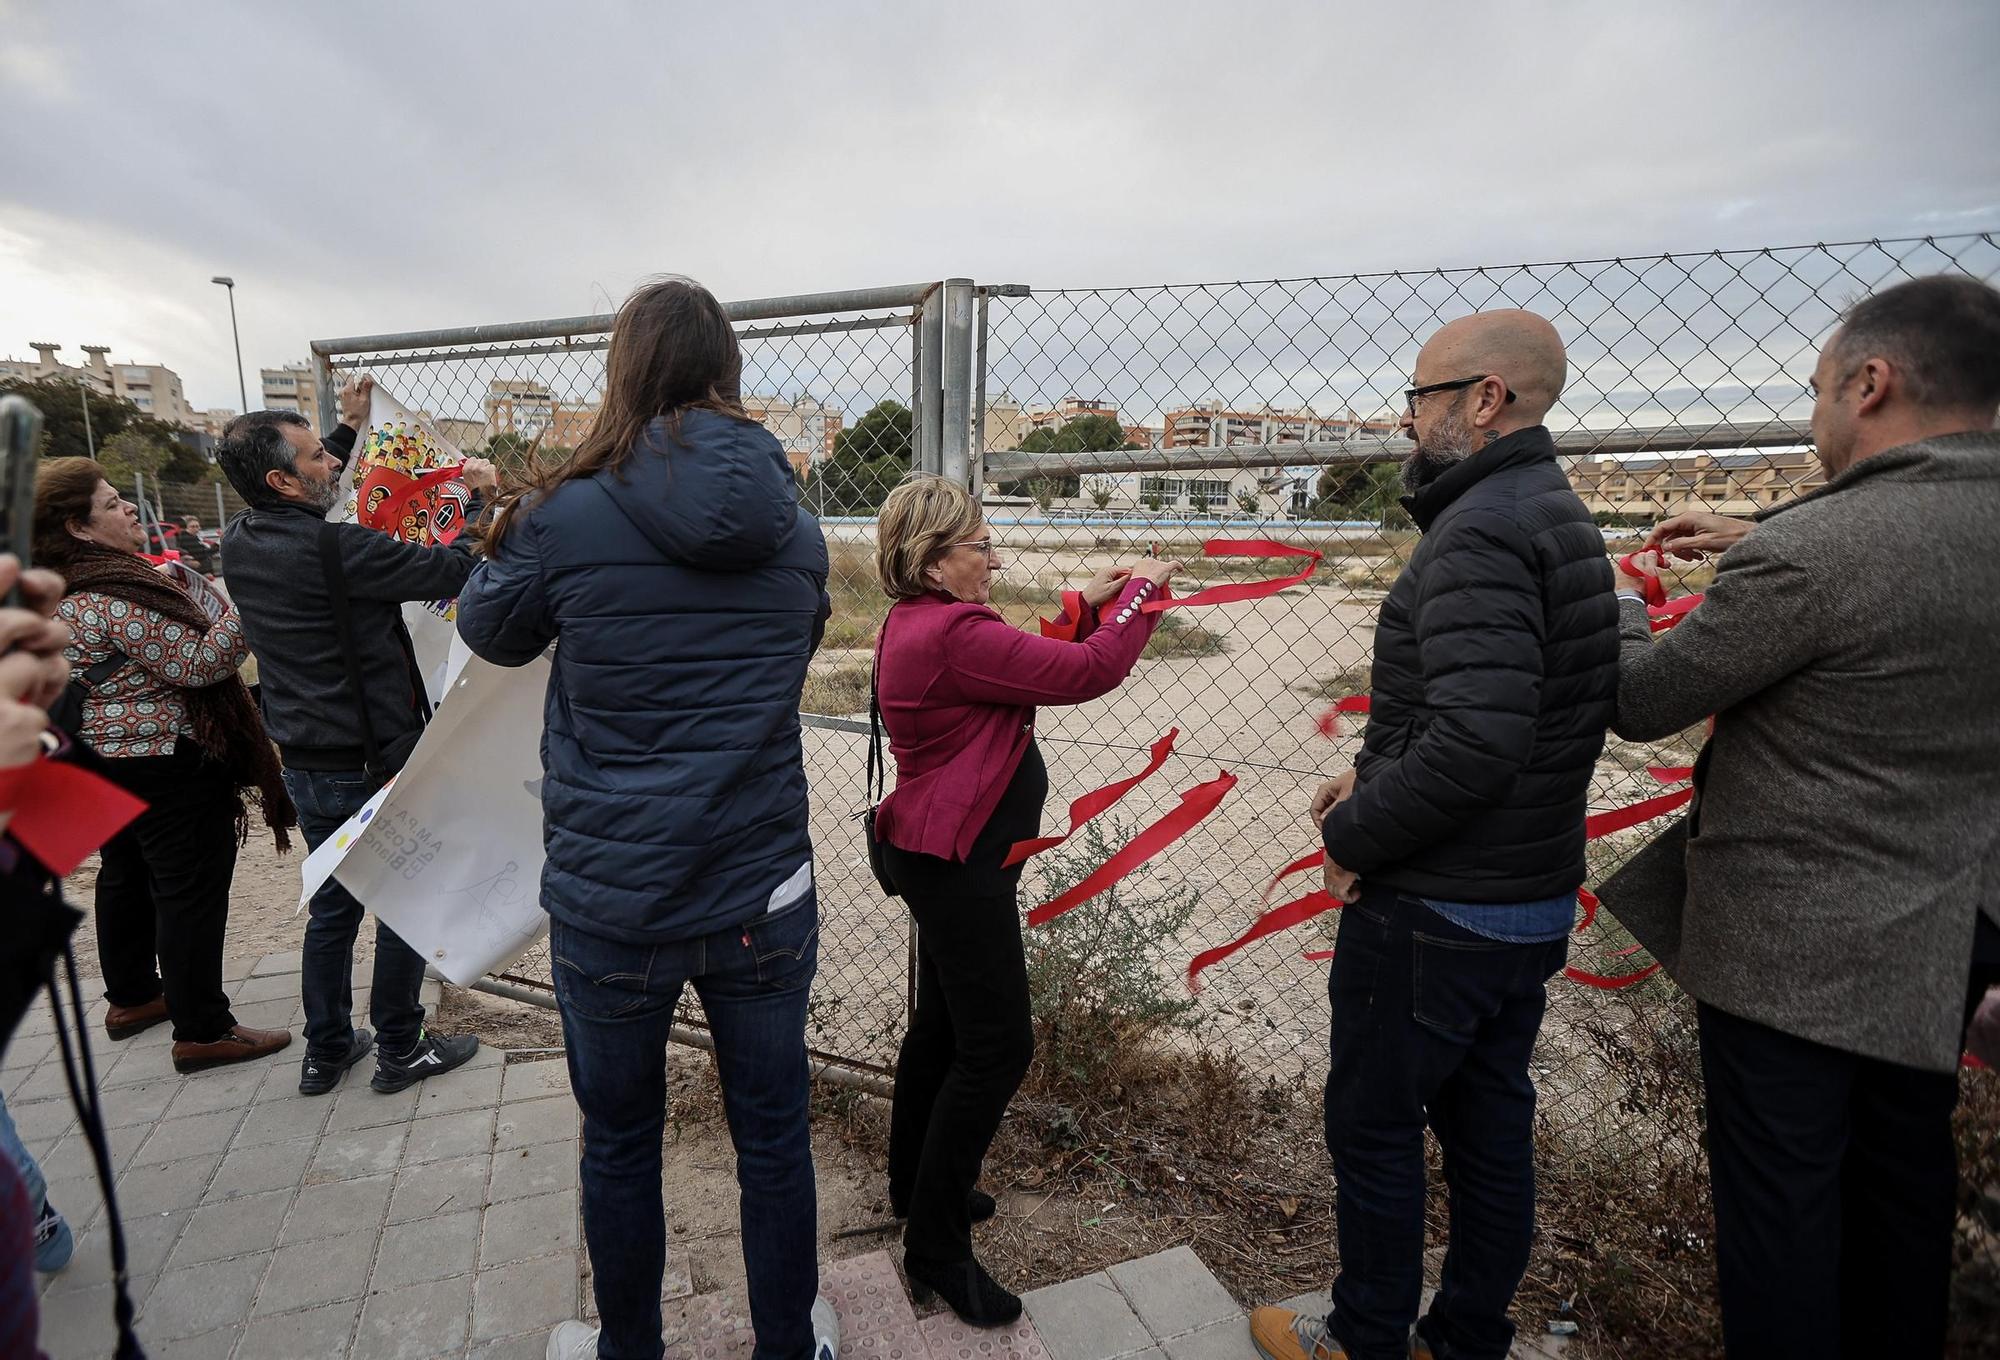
[371, 1028, 479, 1093]
[299, 1028, 375, 1096]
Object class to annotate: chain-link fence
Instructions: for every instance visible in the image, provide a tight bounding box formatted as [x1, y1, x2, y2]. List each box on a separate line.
[296, 234, 2000, 1108]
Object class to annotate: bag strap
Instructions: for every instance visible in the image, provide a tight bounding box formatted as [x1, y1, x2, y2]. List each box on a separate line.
[79, 650, 128, 689]
[318, 519, 384, 777]
[867, 612, 887, 804]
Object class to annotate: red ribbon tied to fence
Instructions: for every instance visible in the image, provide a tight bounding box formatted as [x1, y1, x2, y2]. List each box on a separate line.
[1004, 729, 1179, 867]
[1027, 770, 1238, 928]
[1185, 785, 1696, 992]
[1315, 694, 1371, 740]
[1141, 539, 1322, 614]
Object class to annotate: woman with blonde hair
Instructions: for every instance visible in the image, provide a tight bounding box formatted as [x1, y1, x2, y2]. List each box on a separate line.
[872, 475, 1177, 1325]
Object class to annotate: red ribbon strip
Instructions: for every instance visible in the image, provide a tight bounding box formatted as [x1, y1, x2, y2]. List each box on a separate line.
[1027, 770, 1238, 927]
[1648, 592, 1703, 632]
[1260, 848, 1325, 904]
[1187, 888, 1341, 991]
[1314, 694, 1371, 740]
[1004, 729, 1179, 867]
[0, 757, 147, 876]
[1563, 961, 1664, 989]
[1647, 766, 1694, 783]
[1584, 786, 1694, 838]
[1141, 540, 1321, 614]
[1038, 589, 1090, 642]
[1617, 552, 1668, 608]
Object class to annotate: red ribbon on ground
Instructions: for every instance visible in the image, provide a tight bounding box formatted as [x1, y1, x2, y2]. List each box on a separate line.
[1259, 847, 1325, 904]
[1004, 729, 1179, 867]
[0, 757, 147, 876]
[1188, 889, 1341, 991]
[1027, 770, 1238, 927]
[1314, 694, 1371, 740]
[1141, 540, 1321, 614]
[1647, 765, 1694, 783]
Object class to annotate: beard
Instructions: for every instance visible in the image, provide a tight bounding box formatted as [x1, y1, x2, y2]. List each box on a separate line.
[1400, 401, 1478, 494]
[299, 470, 343, 514]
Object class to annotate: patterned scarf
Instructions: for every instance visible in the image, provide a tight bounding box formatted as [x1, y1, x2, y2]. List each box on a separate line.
[60, 544, 295, 851]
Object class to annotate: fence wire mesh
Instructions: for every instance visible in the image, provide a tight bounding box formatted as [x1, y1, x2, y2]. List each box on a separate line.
[288, 233, 1999, 1132]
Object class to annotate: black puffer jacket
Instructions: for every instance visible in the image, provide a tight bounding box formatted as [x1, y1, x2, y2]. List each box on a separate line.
[1322, 426, 1618, 903]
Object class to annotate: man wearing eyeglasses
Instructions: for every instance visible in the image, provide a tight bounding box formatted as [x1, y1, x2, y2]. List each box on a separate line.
[1252, 311, 1619, 1360]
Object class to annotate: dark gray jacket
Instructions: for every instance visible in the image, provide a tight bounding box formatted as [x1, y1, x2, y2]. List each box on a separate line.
[222, 426, 480, 769]
[1602, 432, 2000, 1072]
[1323, 426, 1620, 902]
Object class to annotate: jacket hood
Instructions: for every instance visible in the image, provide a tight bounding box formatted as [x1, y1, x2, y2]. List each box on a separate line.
[1402, 425, 1558, 531]
[1757, 428, 2000, 523]
[600, 409, 800, 569]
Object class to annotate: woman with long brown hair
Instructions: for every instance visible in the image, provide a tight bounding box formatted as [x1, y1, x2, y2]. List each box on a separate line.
[459, 277, 838, 1360]
[34, 458, 295, 1074]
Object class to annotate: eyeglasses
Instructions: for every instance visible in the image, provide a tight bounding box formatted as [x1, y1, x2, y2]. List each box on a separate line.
[1404, 375, 1516, 415]
[950, 538, 999, 557]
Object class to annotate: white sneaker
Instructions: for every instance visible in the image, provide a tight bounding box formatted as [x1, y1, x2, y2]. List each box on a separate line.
[546, 1319, 600, 1360]
[812, 1296, 841, 1360]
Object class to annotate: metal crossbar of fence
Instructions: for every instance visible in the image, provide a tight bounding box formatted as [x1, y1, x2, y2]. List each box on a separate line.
[294, 234, 1999, 1117]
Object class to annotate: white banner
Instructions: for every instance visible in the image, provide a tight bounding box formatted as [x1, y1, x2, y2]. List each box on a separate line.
[297, 643, 552, 985]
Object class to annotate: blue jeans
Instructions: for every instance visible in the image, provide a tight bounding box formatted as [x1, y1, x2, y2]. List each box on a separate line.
[1323, 884, 1567, 1360]
[282, 768, 428, 1058]
[553, 898, 820, 1360]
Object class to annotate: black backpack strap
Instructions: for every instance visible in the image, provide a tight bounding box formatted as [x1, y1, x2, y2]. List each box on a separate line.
[867, 615, 888, 804]
[318, 519, 383, 776]
[80, 651, 127, 688]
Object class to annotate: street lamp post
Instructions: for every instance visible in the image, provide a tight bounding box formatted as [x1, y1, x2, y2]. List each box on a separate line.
[211, 276, 249, 413]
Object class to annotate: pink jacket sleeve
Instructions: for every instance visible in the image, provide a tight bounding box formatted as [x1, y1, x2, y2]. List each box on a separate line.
[942, 577, 1162, 706]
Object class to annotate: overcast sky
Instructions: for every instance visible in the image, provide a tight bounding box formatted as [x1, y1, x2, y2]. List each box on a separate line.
[3, 0, 1996, 414]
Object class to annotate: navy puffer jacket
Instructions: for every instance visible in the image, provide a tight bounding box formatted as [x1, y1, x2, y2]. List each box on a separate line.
[456, 410, 830, 944]
[1321, 426, 1619, 903]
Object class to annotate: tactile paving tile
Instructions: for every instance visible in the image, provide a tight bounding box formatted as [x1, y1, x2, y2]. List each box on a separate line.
[919, 1311, 1052, 1360]
[823, 1250, 920, 1340]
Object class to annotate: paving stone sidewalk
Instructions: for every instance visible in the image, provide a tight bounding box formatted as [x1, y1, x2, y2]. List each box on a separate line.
[7, 952, 583, 1359]
[8, 953, 1571, 1360]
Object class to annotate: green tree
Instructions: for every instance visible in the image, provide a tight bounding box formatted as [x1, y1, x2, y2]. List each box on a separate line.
[159, 439, 222, 484]
[1235, 491, 1260, 515]
[94, 429, 172, 488]
[0, 376, 188, 462]
[1086, 480, 1115, 512]
[819, 400, 913, 513]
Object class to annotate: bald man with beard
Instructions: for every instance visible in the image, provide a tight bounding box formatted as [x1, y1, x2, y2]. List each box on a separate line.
[1251, 313, 1619, 1360]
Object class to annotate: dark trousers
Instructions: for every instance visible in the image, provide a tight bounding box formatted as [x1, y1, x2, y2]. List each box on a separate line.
[93, 749, 239, 1043]
[552, 903, 820, 1360]
[886, 849, 1036, 1263]
[282, 768, 427, 1059]
[1699, 911, 2000, 1359]
[1322, 886, 1567, 1360]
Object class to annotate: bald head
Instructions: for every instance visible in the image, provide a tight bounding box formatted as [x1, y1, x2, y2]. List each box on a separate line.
[1417, 310, 1567, 424]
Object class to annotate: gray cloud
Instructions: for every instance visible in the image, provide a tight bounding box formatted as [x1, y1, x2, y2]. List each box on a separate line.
[2, 0, 1995, 412]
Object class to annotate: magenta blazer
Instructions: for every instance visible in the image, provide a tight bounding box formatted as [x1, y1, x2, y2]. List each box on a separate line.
[873, 577, 1163, 863]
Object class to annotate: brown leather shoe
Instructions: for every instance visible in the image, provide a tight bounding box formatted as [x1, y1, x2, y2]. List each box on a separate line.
[104, 995, 170, 1042]
[172, 1025, 293, 1074]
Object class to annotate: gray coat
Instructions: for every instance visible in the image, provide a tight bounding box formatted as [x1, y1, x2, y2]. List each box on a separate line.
[1600, 432, 2000, 1072]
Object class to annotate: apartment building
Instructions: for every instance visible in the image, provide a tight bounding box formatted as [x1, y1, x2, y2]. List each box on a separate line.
[4, 343, 201, 428]
[1566, 449, 1825, 517]
[743, 393, 844, 479]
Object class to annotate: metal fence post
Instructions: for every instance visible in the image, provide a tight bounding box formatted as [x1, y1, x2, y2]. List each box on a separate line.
[311, 352, 338, 437]
[215, 483, 226, 525]
[915, 287, 944, 474]
[973, 289, 990, 494]
[939, 279, 975, 489]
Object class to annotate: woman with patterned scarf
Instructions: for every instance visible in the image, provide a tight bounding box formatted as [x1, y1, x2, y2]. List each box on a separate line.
[34, 457, 296, 1075]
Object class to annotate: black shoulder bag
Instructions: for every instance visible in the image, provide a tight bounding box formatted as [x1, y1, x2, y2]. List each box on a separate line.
[48, 651, 128, 735]
[318, 520, 430, 782]
[861, 628, 899, 898]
